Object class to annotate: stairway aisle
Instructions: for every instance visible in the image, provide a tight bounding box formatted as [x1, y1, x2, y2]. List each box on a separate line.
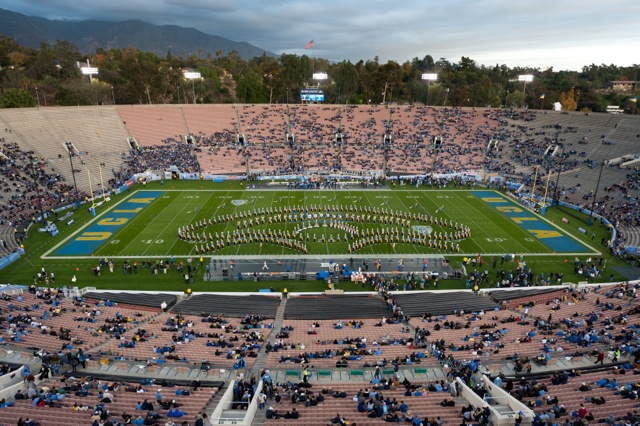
[249, 296, 287, 377]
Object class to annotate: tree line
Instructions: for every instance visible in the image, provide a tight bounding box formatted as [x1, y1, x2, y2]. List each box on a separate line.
[0, 36, 638, 113]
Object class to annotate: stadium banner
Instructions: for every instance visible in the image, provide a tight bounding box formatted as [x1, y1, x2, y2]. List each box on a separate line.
[54, 203, 75, 213]
[257, 174, 304, 181]
[626, 247, 640, 256]
[180, 173, 246, 182]
[506, 181, 523, 191]
[132, 172, 162, 182]
[114, 181, 129, 194]
[0, 252, 20, 271]
[386, 172, 481, 181]
[163, 172, 246, 181]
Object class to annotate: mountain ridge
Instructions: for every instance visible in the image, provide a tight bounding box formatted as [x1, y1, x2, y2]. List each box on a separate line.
[0, 8, 275, 60]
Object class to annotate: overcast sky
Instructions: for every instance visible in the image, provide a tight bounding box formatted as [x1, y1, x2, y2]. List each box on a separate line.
[4, 0, 640, 71]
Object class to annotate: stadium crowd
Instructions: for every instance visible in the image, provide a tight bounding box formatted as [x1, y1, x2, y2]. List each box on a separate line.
[1, 105, 639, 266]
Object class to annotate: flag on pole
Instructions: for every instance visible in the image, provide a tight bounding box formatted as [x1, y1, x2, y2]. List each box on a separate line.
[305, 39, 315, 49]
[631, 95, 638, 103]
[539, 93, 545, 100]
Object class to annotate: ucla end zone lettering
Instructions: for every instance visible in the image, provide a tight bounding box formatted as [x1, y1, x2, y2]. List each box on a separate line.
[55, 191, 163, 255]
[473, 191, 589, 253]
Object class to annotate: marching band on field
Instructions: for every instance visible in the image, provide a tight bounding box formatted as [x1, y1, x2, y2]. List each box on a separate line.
[177, 205, 470, 255]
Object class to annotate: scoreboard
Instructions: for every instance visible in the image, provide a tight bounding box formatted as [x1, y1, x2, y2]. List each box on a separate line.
[300, 88, 325, 102]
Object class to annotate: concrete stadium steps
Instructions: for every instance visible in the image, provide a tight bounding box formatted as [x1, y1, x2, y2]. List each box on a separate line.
[0, 292, 161, 354]
[1, 281, 639, 425]
[0, 377, 219, 426]
[264, 318, 427, 370]
[618, 225, 640, 248]
[497, 110, 640, 203]
[262, 382, 464, 426]
[89, 311, 271, 370]
[0, 223, 18, 255]
[181, 104, 237, 136]
[117, 105, 187, 146]
[0, 107, 130, 194]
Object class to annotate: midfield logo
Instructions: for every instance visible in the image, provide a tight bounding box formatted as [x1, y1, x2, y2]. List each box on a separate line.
[231, 200, 248, 206]
[412, 225, 432, 236]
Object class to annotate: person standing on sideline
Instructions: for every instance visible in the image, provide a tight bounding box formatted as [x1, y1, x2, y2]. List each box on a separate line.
[303, 366, 310, 383]
[612, 348, 620, 362]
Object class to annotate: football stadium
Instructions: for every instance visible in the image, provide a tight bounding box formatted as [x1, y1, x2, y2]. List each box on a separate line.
[1, 103, 639, 426]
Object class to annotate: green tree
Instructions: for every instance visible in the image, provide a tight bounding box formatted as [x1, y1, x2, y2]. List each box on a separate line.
[236, 68, 267, 103]
[52, 40, 82, 81]
[0, 36, 29, 68]
[0, 88, 37, 108]
[506, 90, 526, 108]
[330, 60, 358, 103]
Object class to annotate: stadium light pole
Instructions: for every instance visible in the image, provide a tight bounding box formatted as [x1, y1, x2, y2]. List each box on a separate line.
[80, 61, 99, 84]
[421, 73, 437, 106]
[587, 161, 605, 227]
[65, 141, 80, 207]
[35, 86, 41, 110]
[312, 73, 328, 83]
[111, 86, 116, 105]
[305, 73, 327, 104]
[265, 73, 273, 104]
[553, 148, 565, 205]
[518, 74, 534, 108]
[183, 71, 202, 105]
[444, 88, 450, 106]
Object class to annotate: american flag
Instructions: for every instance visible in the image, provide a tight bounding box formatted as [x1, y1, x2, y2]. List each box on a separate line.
[305, 39, 315, 49]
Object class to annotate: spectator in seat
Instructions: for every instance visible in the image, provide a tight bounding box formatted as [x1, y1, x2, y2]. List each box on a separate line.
[167, 407, 186, 417]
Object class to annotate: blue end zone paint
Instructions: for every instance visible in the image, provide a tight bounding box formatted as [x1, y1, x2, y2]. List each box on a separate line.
[55, 191, 163, 256]
[473, 191, 589, 253]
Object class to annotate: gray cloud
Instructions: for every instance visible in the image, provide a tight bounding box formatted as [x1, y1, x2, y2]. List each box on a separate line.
[4, 0, 639, 70]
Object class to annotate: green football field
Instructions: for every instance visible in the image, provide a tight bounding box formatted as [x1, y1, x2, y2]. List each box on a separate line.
[46, 187, 596, 259]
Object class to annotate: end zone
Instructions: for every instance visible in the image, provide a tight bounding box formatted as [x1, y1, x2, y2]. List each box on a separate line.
[53, 191, 163, 256]
[472, 191, 591, 254]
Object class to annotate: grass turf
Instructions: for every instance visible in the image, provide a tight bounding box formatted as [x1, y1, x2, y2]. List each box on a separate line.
[2, 180, 627, 292]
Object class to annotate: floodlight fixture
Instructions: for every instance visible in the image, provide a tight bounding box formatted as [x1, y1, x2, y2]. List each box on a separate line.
[77, 59, 99, 82]
[81, 67, 99, 76]
[80, 66, 98, 83]
[183, 71, 202, 79]
[183, 71, 202, 104]
[312, 72, 328, 80]
[517, 75, 534, 108]
[422, 73, 438, 106]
